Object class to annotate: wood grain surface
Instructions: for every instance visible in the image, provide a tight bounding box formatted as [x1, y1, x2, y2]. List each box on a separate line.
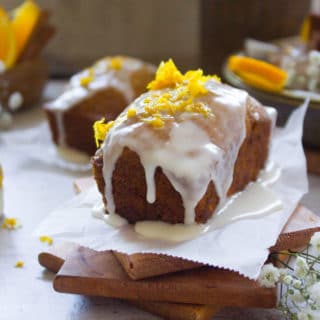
[38, 244, 219, 320]
[52, 247, 276, 306]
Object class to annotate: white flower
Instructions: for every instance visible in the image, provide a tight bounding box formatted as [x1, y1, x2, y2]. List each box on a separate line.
[292, 289, 306, 304]
[297, 310, 309, 320]
[279, 268, 289, 281]
[309, 282, 320, 306]
[283, 274, 294, 285]
[310, 232, 320, 255]
[306, 273, 318, 287]
[258, 263, 280, 288]
[294, 256, 309, 279]
[297, 308, 320, 320]
[293, 279, 303, 289]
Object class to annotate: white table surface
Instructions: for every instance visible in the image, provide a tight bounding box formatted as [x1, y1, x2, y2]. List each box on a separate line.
[0, 81, 319, 320]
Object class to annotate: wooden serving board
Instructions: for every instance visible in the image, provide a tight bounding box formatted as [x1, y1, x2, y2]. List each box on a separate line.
[38, 243, 220, 320]
[53, 247, 276, 307]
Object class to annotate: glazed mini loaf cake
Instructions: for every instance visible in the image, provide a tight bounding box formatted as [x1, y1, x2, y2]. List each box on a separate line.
[92, 60, 276, 225]
[45, 56, 156, 156]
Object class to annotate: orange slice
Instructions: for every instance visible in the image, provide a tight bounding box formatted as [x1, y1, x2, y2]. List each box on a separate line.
[0, 7, 17, 68]
[228, 55, 287, 93]
[11, 0, 40, 57]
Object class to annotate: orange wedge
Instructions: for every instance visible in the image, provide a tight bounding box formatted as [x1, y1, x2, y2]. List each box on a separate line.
[0, 7, 17, 68]
[11, 0, 40, 57]
[228, 55, 287, 93]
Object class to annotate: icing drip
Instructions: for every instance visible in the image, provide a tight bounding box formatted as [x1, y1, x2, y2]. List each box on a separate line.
[102, 80, 249, 224]
[55, 110, 66, 146]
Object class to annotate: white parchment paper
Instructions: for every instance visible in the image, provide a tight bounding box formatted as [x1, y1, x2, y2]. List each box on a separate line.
[34, 101, 310, 279]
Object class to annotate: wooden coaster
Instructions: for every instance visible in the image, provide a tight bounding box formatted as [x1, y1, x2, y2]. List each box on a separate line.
[38, 243, 219, 320]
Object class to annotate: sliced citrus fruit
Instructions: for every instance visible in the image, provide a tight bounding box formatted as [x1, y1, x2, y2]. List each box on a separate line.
[0, 7, 17, 68]
[11, 0, 40, 57]
[228, 55, 287, 93]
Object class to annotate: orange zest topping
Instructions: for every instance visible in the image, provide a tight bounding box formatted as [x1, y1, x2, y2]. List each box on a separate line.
[2, 217, 21, 230]
[110, 57, 123, 70]
[126, 107, 137, 118]
[94, 59, 221, 146]
[228, 55, 287, 93]
[15, 260, 24, 268]
[39, 235, 53, 245]
[0, 7, 17, 68]
[0, 166, 3, 188]
[93, 118, 115, 147]
[148, 59, 183, 90]
[80, 68, 94, 86]
[11, 0, 40, 58]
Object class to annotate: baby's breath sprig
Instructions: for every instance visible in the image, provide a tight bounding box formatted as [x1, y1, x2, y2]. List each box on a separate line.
[258, 232, 320, 320]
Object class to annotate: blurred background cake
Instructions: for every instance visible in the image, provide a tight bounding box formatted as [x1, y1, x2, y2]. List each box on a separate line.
[45, 56, 155, 158]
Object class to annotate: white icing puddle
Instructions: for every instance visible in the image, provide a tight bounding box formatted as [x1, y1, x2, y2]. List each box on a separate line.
[92, 202, 127, 227]
[93, 161, 283, 242]
[56, 146, 91, 165]
[134, 181, 282, 242]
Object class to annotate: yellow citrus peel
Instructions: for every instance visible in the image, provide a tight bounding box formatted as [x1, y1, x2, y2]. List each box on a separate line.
[80, 68, 94, 87]
[15, 261, 24, 268]
[110, 57, 123, 70]
[39, 235, 53, 245]
[93, 59, 220, 147]
[93, 118, 115, 147]
[11, 0, 40, 58]
[0, 7, 17, 68]
[0, 166, 3, 188]
[2, 217, 21, 230]
[228, 55, 287, 93]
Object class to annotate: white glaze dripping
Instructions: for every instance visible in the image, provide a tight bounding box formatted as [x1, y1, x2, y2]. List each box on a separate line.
[97, 161, 283, 241]
[134, 180, 283, 242]
[101, 81, 252, 224]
